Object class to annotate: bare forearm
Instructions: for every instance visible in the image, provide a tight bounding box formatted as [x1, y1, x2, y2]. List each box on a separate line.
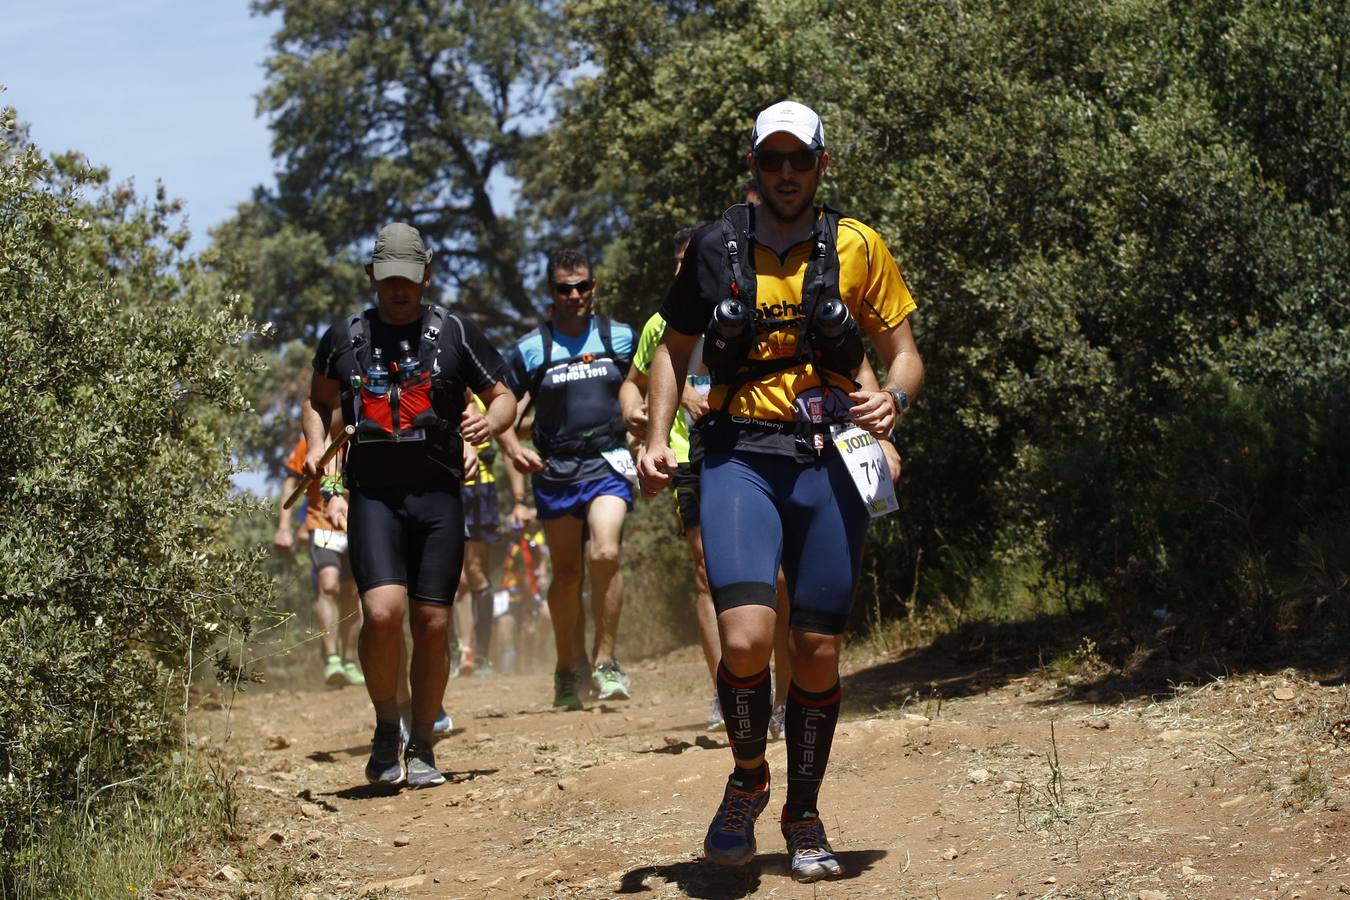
[485, 390, 516, 435]
[301, 395, 331, 455]
[506, 449, 527, 499]
[619, 377, 645, 422]
[885, 349, 924, 401]
[645, 344, 687, 451]
[278, 476, 299, 528]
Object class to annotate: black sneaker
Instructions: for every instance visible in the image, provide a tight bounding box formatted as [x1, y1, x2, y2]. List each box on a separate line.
[365, 721, 406, 786]
[404, 741, 446, 789]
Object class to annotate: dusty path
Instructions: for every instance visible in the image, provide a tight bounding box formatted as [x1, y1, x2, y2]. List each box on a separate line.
[191, 643, 1350, 899]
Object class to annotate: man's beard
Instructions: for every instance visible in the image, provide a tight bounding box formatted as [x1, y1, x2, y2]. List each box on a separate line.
[758, 179, 816, 224]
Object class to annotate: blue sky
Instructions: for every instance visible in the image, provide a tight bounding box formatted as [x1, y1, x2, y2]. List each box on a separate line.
[2, 1, 278, 253]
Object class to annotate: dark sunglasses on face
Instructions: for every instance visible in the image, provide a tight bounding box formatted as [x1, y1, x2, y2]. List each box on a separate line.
[552, 279, 594, 295]
[755, 148, 820, 173]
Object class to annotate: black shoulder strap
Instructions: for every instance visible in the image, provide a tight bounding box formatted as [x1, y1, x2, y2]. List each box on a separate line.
[419, 305, 447, 370]
[594, 313, 615, 359]
[797, 206, 844, 365]
[341, 311, 371, 374]
[719, 203, 757, 308]
[517, 323, 555, 428]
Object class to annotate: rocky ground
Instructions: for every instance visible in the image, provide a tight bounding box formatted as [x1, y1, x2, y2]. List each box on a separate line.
[154, 635, 1349, 899]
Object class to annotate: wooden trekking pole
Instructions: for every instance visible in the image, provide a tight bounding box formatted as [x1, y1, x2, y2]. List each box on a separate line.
[284, 425, 355, 510]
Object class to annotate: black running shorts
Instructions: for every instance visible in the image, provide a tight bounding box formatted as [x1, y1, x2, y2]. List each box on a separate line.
[671, 461, 700, 534]
[347, 487, 465, 604]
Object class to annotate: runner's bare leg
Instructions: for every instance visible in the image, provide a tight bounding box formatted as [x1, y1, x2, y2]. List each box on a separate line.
[585, 494, 628, 666]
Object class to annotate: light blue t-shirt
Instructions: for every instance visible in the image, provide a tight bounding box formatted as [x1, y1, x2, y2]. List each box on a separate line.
[505, 315, 634, 485]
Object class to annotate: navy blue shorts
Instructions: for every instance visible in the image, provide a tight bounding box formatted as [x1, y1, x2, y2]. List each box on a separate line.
[462, 481, 501, 542]
[699, 451, 868, 635]
[534, 471, 633, 520]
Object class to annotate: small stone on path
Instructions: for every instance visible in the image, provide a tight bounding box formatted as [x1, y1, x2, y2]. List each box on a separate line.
[393, 833, 412, 847]
[1274, 686, 1296, 701]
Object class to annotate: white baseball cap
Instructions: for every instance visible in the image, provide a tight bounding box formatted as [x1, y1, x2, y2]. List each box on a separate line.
[751, 100, 825, 151]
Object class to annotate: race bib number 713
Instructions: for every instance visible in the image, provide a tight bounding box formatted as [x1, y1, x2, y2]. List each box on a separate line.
[831, 426, 899, 518]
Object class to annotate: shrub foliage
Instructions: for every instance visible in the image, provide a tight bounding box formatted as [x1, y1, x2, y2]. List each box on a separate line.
[539, 0, 1350, 631]
[0, 109, 272, 887]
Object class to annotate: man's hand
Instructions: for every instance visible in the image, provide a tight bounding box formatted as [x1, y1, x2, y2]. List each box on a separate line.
[624, 401, 649, 439]
[880, 439, 902, 484]
[273, 524, 294, 553]
[509, 444, 544, 474]
[326, 496, 349, 531]
[461, 405, 492, 445]
[848, 389, 896, 437]
[511, 501, 537, 529]
[302, 446, 327, 479]
[463, 442, 481, 482]
[680, 384, 710, 424]
[637, 444, 678, 497]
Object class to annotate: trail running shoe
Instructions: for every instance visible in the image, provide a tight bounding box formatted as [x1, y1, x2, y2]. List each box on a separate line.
[592, 661, 631, 701]
[433, 709, 454, 736]
[323, 654, 346, 687]
[404, 741, 446, 789]
[473, 658, 497, 677]
[553, 670, 583, 710]
[703, 771, 770, 866]
[457, 648, 476, 678]
[707, 695, 725, 731]
[768, 704, 786, 741]
[365, 722, 406, 786]
[781, 810, 844, 883]
[341, 659, 365, 686]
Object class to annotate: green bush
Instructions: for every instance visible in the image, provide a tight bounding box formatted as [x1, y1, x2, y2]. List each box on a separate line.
[543, 0, 1350, 633]
[0, 109, 272, 889]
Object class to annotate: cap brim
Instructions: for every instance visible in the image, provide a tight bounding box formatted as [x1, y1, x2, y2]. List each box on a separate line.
[752, 126, 819, 150]
[371, 260, 425, 282]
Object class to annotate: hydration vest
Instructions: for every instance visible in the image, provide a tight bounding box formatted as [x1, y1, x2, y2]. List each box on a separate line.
[705, 203, 861, 437]
[523, 314, 629, 458]
[328, 306, 459, 470]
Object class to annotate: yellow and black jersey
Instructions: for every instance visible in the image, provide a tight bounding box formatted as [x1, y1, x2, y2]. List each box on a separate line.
[661, 206, 915, 457]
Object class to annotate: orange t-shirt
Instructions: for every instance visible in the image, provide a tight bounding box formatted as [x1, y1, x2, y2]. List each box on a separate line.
[284, 437, 342, 532]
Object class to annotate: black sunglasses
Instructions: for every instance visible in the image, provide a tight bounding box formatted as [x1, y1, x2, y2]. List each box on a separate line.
[552, 279, 594, 295]
[755, 148, 820, 173]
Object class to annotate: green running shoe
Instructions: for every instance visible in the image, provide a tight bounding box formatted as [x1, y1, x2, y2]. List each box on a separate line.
[553, 670, 583, 710]
[323, 654, 346, 687]
[592, 661, 631, 701]
[342, 659, 365, 686]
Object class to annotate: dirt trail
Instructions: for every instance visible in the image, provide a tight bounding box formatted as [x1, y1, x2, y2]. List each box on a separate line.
[191, 644, 1350, 899]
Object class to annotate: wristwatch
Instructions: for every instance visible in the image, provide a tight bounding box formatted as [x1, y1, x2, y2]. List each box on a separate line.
[885, 387, 910, 416]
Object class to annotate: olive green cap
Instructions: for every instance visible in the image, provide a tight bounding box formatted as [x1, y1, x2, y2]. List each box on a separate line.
[371, 223, 432, 282]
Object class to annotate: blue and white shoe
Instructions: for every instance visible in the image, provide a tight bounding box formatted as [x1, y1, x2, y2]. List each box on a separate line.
[433, 708, 453, 736]
[364, 722, 406, 786]
[781, 809, 844, 883]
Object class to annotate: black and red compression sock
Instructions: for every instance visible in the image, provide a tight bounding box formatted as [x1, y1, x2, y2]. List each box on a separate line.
[716, 662, 772, 768]
[472, 587, 494, 658]
[784, 680, 842, 817]
[728, 761, 769, 793]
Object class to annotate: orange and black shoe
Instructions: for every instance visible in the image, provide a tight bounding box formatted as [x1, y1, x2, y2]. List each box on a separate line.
[703, 769, 770, 866]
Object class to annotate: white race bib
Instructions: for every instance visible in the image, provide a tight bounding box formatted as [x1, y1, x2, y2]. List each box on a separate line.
[831, 426, 899, 518]
[683, 375, 712, 431]
[601, 446, 639, 486]
[311, 529, 349, 552]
